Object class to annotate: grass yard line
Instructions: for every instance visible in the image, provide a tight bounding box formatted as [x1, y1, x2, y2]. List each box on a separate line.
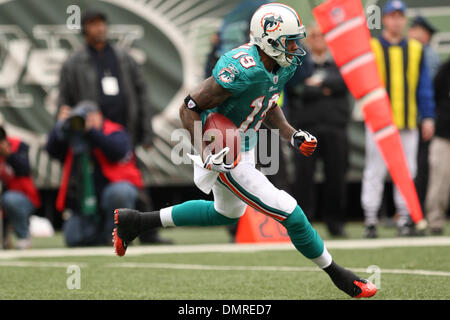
[2, 260, 449, 278]
[1, 236, 449, 260]
[104, 262, 321, 272]
[104, 262, 450, 278]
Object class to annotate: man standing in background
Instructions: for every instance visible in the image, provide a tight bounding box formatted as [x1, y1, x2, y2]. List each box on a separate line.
[362, 0, 435, 238]
[58, 9, 170, 244]
[425, 58, 450, 235]
[408, 16, 440, 213]
[408, 16, 440, 80]
[288, 24, 350, 237]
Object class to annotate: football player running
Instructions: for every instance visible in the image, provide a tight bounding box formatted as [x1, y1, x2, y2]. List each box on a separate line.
[113, 3, 377, 298]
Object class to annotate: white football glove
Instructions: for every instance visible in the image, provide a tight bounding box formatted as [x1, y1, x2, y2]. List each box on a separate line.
[203, 147, 234, 173]
[291, 130, 317, 157]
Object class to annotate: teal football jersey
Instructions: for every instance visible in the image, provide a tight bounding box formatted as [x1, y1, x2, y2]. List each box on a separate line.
[203, 43, 297, 151]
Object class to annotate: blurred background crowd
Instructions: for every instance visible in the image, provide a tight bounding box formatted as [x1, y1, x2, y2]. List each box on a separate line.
[0, 0, 449, 249]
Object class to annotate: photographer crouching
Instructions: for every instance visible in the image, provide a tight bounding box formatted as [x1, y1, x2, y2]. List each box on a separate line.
[46, 101, 143, 247]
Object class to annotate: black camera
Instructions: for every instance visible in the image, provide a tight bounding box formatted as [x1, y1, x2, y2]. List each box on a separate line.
[62, 101, 99, 134]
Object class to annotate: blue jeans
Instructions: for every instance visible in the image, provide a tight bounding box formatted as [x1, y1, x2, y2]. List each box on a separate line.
[2, 191, 35, 239]
[101, 182, 138, 241]
[63, 182, 138, 247]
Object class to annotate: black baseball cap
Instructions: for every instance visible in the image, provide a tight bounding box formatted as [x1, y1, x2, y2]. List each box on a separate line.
[411, 16, 437, 35]
[81, 9, 107, 27]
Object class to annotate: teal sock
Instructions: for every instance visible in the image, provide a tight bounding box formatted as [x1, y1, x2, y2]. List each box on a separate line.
[172, 200, 239, 227]
[281, 205, 324, 259]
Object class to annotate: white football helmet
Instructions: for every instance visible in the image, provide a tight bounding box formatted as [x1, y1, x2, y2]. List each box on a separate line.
[249, 3, 307, 67]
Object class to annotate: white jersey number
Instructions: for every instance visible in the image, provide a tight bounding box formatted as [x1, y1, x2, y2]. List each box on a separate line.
[238, 93, 280, 132]
[239, 93, 281, 132]
[239, 96, 265, 132]
[232, 51, 256, 69]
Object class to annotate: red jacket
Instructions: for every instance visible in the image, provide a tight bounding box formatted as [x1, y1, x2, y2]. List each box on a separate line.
[0, 137, 41, 208]
[55, 120, 143, 212]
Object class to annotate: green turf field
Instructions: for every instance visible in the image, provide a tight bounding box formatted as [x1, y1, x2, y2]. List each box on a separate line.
[1, 222, 449, 300]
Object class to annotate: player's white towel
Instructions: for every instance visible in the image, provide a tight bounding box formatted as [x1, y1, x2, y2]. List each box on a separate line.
[187, 153, 219, 194]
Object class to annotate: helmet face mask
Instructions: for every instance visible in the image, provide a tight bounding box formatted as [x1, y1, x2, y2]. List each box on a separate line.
[270, 31, 307, 67]
[249, 3, 307, 68]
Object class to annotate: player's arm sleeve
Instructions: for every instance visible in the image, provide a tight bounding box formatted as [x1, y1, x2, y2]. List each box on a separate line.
[212, 57, 249, 96]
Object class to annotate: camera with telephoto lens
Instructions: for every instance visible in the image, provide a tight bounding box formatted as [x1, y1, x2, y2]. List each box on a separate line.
[62, 101, 99, 134]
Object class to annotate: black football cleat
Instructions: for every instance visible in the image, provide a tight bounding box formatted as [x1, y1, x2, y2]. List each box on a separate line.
[324, 261, 377, 298]
[113, 208, 142, 257]
[365, 225, 378, 239]
[397, 223, 416, 237]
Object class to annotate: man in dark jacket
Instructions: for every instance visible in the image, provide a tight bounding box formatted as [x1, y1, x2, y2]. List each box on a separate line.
[288, 24, 350, 237]
[425, 58, 450, 235]
[0, 127, 41, 249]
[57, 10, 170, 244]
[47, 102, 143, 247]
[408, 15, 441, 215]
[58, 10, 153, 147]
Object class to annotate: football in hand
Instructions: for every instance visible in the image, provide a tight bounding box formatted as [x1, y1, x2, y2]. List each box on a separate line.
[203, 113, 241, 166]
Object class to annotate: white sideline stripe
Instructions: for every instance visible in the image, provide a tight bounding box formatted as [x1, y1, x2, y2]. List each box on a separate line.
[1, 260, 449, 278]
[0, 237, 449, 260]
[106, 263, 450, 278]
[106, 262, 321, 272]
